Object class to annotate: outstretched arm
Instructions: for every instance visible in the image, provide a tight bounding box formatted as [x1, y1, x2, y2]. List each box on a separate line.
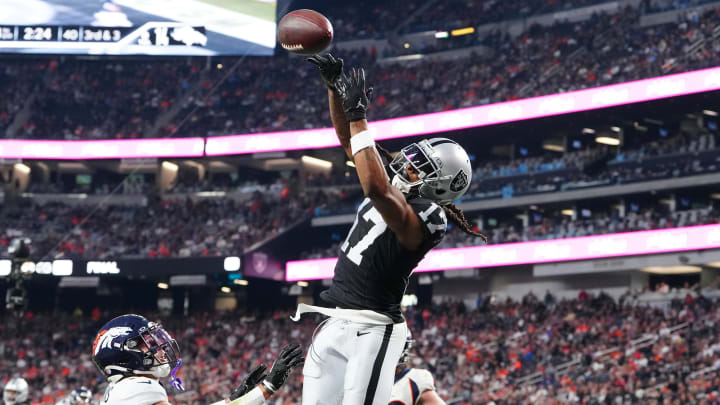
[307, 54, 353, 159]
[338, 68, 425, 251]
[329, 89, 353, 159]
[207, 344, 304, 405]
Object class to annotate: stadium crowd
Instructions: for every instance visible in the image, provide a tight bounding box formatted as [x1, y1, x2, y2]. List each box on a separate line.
[1, 4, 719, 140]
[301, 204, 720, 259]
[4, 125, 718, 261]
[0, 185, 339, 260]
[2, 288, 720, 404]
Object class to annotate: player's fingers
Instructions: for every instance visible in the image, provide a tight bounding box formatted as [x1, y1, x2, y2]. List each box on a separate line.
[336, 58, 344, 68]
[306, 57, 321, 66]
[288, 356, 304, 369]
[285, 345, 303, 360]
[327, 54, 336, 64]
[280, 343, 300, 358]
[366, 87, 374, 102]
[359, 68, 366, 88]
[249, 364, 267, 377]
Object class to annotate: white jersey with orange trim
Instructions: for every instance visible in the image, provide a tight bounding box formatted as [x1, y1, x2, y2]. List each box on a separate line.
[389, 368, 435, 405]
[101, 376, 168, 405]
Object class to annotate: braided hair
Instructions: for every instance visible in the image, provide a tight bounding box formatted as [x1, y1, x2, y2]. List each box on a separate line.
[374, 144, 488, 243]
[442, 203, 488, 243]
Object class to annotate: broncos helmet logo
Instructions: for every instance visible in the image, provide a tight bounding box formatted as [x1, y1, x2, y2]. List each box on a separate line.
[93, 326, 133, 356]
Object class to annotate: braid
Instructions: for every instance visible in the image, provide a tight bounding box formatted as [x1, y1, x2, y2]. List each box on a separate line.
[443, 203, 488, 243]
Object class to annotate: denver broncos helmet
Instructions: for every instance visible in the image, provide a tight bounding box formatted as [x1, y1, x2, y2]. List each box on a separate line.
[92, 314, 181, 381]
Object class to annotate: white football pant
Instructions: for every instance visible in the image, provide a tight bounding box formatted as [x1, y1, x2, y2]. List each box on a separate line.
[302, 318, 407, 405]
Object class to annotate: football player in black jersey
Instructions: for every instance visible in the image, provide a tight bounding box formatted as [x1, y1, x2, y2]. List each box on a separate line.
[296, 55, 486, 405]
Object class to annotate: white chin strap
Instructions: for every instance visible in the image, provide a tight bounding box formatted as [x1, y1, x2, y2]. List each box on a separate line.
[391, 175, 413, 194]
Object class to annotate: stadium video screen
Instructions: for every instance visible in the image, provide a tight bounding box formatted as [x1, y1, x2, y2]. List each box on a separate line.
[0, 0, 277, 56]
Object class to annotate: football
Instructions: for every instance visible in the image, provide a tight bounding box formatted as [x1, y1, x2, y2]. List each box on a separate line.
[277, 9, 333, 56]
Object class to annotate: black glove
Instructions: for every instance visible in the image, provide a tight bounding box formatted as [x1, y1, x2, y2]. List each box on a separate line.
[307, 53, 344, 90]
[263, 343, 304, 394]
[229, 364, 267, 400]
[336, 67, 374, 122]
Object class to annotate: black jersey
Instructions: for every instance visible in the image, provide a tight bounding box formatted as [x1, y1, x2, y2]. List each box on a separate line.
[320, 195, 447, 322]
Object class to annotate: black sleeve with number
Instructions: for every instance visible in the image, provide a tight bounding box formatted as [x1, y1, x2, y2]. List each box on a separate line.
[320, 196, 447, 323]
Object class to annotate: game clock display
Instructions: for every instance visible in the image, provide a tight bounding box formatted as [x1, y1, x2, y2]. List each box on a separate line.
[0, 0, 277, 56]
[0, 24, 206, 47]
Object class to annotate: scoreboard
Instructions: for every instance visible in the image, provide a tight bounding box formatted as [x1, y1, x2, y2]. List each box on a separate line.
[0, 23, 212, 55]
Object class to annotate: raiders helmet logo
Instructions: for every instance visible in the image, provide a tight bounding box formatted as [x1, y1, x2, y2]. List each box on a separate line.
[450, 170, 468, 192]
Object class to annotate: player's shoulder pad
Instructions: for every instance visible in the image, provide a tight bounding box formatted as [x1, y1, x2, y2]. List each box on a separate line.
[408, 197, 447, 236]
[109, 377, 169, 405]
[408, 368, 436, 393]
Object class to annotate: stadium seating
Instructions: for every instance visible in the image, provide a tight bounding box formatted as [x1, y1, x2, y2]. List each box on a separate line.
[2, 6, 720, 140]
[2, 290, 718, 404]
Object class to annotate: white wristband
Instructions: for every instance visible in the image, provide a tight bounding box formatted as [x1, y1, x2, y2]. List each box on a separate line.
[350, 130, 375, 156]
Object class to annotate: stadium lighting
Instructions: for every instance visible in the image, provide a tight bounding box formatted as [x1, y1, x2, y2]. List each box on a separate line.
[451, 27, 475, 36]
[217, 63, 223, 69]
[542, 144, 564, 152]
[196, 191, 226, 197]
[346, 160, 356, 168]
[403, 43, 410, 48]
[301, 155, 332, 170]
[711, 193, 720, 200]
[297, 281, 309, 287]
[610, 126, 621, 132]
[707, 262, 720, 268]
[641, 265, 701, 274]
[224, 256, 241, 271]
[703, 109, 718, 116]
[595, 136, 621, 146]
[561, 209, 574, 216]
[0, 260, 10, 277]
[13, 163, 30, 174]
[161, 161, 178, 172]
[434, 31, 449, 39]
[157, 282, 169, 290]
[582, 128, 595, 134]
[233, 279, 249, 286]
[220, 286, 231, 293]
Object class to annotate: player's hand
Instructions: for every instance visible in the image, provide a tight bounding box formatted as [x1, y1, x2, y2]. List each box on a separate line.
[263, 343, 304, 394]
[336, 67, 374, 122]
[229, 364, 267, 400]
[307, 53, 344, 90]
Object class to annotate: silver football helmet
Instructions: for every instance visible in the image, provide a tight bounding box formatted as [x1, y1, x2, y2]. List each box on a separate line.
[3, 377, 29, 405]
[398, 329, 415, 366]
[389, 138, 472, 205]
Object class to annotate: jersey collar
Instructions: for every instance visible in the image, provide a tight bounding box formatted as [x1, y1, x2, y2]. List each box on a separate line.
[395, 368, 411, 383]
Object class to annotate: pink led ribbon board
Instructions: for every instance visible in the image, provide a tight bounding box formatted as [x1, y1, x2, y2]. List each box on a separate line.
[3, 67, 720, 159]
[0, 138, 205, 159]
[285, 224, 720, 281]
[207, 66, 720, 155]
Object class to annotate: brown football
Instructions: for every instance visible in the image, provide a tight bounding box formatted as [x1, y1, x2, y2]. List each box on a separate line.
[277, 9, 333, 56]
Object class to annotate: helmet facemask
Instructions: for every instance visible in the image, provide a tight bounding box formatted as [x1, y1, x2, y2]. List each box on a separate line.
[389, 140, 447, 195]
[127, 323, 181, 378]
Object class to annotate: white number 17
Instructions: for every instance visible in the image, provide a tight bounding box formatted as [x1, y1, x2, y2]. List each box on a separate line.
[341, 202, 387, 266]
